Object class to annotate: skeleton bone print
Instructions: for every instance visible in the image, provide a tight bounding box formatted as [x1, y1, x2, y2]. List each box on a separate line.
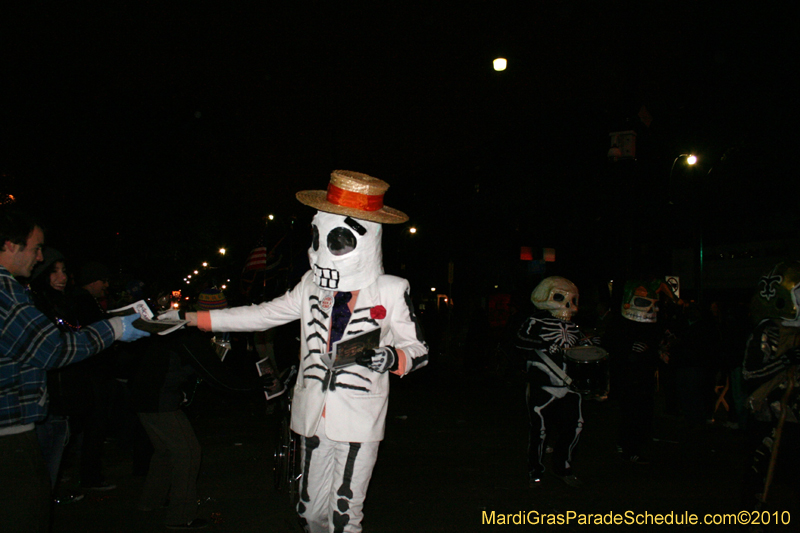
[523, 316, 582, 353]
[302, 294, 380, 394]
[517, 313, 588, 386]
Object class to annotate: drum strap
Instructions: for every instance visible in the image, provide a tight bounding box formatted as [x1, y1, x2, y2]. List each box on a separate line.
[536, 349, 573, 387]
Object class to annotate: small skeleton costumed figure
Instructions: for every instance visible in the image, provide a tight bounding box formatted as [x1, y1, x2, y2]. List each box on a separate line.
[741, 261, 800, 510]
[601, 279, 670, 464]
[176, 171, 429, 533]
[515, 276, 589, 488]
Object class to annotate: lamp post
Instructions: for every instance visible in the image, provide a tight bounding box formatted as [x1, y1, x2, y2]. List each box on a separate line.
[668, 153, 697, 205]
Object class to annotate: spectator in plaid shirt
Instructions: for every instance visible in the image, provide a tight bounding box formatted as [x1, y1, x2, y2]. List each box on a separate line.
[0, 207, 149, 533]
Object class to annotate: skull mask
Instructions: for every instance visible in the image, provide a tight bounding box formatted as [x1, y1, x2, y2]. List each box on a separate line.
[621, 281, 659, 323]
[750, 260, 800, 325]
[531, 276, 579, 321]
[307, 211, 384, 292]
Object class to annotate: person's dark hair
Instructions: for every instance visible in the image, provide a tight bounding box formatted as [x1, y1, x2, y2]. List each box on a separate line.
[0, 207, 44, 249]
[30, 260, 58, 295]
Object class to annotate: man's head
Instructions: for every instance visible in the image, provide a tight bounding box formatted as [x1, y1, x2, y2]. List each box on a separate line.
[0, 208, 45, 278]
[307, 211, 384, 291]
[295, 170, 407, 291]
[531, 276, 579, 321]
[78, 262, 111, 299]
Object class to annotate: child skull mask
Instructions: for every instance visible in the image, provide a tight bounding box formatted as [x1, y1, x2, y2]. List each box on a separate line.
[308, 211, 384, 292]
[621, 281, 659, 323]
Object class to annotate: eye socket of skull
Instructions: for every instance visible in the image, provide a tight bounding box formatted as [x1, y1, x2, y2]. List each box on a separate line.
[327, 227, 357, 256]
[311, 225, 320, 251]
[552, 293, 565, 302]
[634, 297, 654, 308]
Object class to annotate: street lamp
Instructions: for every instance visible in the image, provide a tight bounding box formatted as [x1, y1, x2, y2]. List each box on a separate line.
[668, 153, 698, 205]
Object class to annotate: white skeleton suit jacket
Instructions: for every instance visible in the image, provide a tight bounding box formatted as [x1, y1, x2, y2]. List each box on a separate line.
[205, 270, 428, 443]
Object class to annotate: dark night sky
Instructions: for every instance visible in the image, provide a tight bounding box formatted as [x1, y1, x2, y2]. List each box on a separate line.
[2, 2, 796, 300]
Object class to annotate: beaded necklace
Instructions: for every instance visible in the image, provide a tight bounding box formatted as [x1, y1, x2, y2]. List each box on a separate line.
[55, 316, 82, 332]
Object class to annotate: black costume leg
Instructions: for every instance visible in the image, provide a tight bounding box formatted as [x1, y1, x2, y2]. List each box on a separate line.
[526, 383, 555, 477]
[550, 390, 583, 477]
[618, 364, 655, 457]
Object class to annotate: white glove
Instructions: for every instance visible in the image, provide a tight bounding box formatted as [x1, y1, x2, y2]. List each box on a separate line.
[355, 346, 398, 374]
[157, 309, 182, 321]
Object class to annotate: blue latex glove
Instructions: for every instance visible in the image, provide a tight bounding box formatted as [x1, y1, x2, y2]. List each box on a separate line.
[119, 314, 150, 342]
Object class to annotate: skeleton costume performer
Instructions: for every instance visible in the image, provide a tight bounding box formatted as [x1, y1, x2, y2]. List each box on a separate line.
[515, 276, 589, 487]
[194, 171, 428, 533]
[601, 279, 670, 464]
[741, 261, 800, 510]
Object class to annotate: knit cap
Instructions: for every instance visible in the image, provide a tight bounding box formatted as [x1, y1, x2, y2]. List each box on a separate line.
[196, 288, 227, 310]
[77, 262, 111, 287]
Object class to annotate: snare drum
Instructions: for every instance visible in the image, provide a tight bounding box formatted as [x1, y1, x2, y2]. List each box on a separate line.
[564, 346, 610, 400]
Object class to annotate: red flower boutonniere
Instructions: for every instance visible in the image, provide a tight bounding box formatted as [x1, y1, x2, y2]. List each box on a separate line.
[370, 305, 387, 320]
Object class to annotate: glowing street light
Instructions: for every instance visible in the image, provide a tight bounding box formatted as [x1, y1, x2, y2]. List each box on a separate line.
[409, 227, 417, 234]
[668, 154, 699, 205]
[202, 262, 208, 268]
[219, 248, 226, 256]
[493, 57, 507, 71]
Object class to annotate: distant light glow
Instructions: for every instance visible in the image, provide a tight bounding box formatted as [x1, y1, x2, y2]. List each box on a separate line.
[202, 262, 208, 267]
[219, 248, 226, 255]
[493, 58, 507, 71]
[409, 227, 417, 234]
[193, 270, 199, 275]
[431, 287, 436, 292]
[687, 155, 697, 165]
[268, 214, 274, 220]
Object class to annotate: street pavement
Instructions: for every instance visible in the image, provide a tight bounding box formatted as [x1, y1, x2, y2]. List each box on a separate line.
[52, 356, 799, 532]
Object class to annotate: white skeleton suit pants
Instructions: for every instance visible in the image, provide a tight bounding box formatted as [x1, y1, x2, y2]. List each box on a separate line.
[526, 382, 583, 478]
[298, 417, 380, 533]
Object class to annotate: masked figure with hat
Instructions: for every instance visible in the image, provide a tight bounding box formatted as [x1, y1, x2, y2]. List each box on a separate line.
[741, 261, 800, 514]
[515, 276, 593, 488]
[602, 279, 674, 465]
[170, 171, 429, 533]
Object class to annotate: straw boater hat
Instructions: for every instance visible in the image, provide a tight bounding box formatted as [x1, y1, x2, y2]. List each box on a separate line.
[296, 170, 408, 224]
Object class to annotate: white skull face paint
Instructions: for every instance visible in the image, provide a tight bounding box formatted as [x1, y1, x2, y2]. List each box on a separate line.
[307, 211, 384, 291]
[531, 276, 579, 322]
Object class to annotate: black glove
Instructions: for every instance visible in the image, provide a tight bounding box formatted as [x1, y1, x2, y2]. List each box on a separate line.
[260, 372, 281, 392]
[631, 342, 648, 353]
[355, 346, 399, 374]
[782, 346, 800, 365]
